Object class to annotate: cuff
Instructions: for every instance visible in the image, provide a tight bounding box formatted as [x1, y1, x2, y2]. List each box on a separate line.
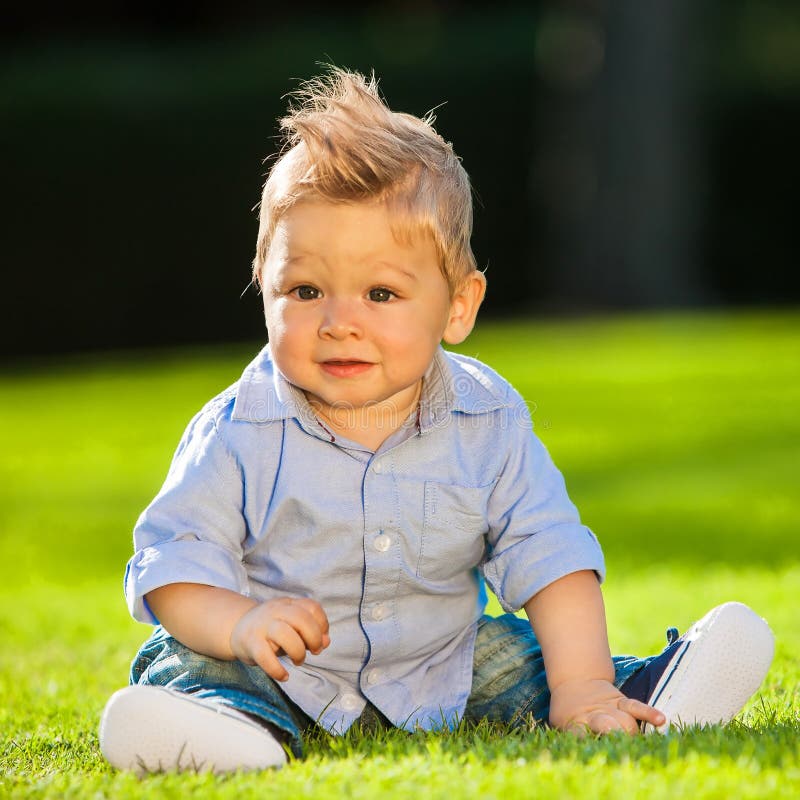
[482, 524, 606, 613]
[124, 539, 248, 624]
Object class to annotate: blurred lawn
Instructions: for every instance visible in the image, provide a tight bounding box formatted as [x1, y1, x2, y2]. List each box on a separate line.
[1, 308, 798, 797]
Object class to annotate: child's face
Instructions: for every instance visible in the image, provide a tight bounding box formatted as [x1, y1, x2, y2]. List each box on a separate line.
[261, 199, 480, 417]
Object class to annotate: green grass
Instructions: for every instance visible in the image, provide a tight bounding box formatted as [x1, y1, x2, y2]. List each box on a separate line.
[1, 308, 798, 798]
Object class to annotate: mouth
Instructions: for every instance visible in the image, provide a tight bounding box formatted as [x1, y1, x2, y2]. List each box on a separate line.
[320, 359, 374, 378]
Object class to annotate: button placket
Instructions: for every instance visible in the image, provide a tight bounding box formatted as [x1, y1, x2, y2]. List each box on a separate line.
[361, 454, 399, 708]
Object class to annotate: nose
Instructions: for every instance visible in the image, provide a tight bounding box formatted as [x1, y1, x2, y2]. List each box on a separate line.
[318, 298, 362, 340]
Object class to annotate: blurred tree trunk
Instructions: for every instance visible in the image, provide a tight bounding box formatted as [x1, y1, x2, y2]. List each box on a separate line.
[532, 0, 709, 309]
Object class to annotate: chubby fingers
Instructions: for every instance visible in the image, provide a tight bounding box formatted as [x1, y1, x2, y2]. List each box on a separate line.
[575, 700, 666, 737]
[231, 596, 331, 681]
[568, 711, 628, 736]
[248, 637, 291, 682]
[593, 708, 641, 735]
[289, 597, 331, 652]
[265, 619, 314, 667]
[617, 697, 666, 729]
[566, 712, 633, 737]
[270, 598, 330, 655]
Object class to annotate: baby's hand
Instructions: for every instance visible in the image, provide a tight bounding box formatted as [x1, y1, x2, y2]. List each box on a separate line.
[230, 597, 330, 682]
[549, 679, 665, 735]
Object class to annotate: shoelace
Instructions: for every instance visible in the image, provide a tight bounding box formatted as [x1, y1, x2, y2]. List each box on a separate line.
[665, 627, 680, 647]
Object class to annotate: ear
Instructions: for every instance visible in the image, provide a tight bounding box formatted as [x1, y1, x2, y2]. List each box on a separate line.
[442, 271, 487, 345]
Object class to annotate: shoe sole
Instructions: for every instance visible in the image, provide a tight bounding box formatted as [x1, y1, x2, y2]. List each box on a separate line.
[645, 601, 774, 733]
[99, 685, 287, 774]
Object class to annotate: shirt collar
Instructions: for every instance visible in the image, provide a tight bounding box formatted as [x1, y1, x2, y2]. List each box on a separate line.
[417, 347, 514, 432]
[231, 344, 512, 429]
[230, 344, 295, 424]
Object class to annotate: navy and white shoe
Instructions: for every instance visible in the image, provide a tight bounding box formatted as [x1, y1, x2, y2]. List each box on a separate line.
[621, 602, 775, 733]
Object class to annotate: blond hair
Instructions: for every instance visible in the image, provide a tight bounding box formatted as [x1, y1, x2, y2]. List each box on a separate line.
[252, 67, 477, 294]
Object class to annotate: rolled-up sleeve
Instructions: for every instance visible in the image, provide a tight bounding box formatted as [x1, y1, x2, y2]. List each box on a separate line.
[481, 403, 605, 613]
[124, 408, 249, 624]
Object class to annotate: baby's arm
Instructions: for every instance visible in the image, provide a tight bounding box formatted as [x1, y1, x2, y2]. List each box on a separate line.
[524, 570, 665, 734]
[146, 583, 330, 682]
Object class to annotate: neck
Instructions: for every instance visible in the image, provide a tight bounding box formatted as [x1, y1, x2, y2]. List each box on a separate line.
[308, 381, 422, 450]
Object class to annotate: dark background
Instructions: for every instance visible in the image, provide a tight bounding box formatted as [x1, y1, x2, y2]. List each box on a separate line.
[2, 1, 798, 359]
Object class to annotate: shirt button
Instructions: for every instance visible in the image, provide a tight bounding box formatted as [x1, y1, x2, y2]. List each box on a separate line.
[374, 533, 392, 552]
[371, 603, 387, 621]
[340, 694, 360, 711]
[372, 461, 383, 474]
[367, 669, 383, 686]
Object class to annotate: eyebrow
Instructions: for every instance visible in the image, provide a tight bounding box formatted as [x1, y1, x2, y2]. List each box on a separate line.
[286, 254, 315, 265]
[377, 262, 418, 282]
[284, 255, 418, 283]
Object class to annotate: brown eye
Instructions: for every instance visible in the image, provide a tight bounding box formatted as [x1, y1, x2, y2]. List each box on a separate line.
[368, 287, 393, 302]
[296, 285, 319, 300]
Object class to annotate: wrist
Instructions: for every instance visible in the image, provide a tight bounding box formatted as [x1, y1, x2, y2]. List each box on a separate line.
[227, 599, 261, 658]
[545, 658, 616, 692]
[550, 674, 615, 693]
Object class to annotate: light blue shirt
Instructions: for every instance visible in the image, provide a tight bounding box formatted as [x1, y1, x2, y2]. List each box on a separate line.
[125, 345, 605, 733]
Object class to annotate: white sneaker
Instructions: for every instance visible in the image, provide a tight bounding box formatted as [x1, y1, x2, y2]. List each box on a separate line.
[99, 685, 288, 774]
[643, 602, 775, 733]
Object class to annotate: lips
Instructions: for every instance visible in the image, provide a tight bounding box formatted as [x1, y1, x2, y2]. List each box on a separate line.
[320, 359, 374, 378]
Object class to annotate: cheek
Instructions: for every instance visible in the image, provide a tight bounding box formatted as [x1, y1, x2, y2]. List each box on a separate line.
[263, 299, 291, 337]
[377, 316, 442, 365]
[264, 305, 318, 360]
[402, 303, 451, 343]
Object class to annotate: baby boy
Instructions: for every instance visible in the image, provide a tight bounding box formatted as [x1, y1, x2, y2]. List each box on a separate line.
[100, 68, 774, 774]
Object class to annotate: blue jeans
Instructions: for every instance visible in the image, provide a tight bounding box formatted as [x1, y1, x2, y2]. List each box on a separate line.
[130, 614, 652, 758]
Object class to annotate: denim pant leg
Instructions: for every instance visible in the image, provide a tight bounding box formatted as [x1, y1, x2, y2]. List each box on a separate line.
[464, 614, 654, 728]
[130, 626, 312, 757]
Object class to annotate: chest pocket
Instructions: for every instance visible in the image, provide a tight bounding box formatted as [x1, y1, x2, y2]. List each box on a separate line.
[416, 480, 495, 581]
